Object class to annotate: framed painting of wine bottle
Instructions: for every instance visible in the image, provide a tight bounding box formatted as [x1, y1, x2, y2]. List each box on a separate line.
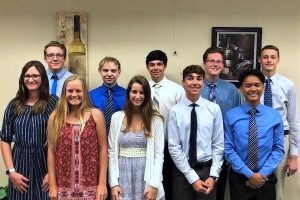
[211, 27, 262, 84]
[56, 12, 88, 82]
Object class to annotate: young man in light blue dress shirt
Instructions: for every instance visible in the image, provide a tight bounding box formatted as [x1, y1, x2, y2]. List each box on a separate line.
[201, 47, 240, 200]
[224, 69, 284, 200]
[259, 45, 300, 200]
[168, 65, 224, 200]
[44, 41, 72, 97]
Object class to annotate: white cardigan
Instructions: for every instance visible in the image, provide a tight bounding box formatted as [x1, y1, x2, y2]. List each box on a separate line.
[108, 111, 165, 199]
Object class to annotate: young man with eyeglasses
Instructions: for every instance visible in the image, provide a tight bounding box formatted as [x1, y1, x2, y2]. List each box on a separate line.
[201, 47, 240, 200]
[44, 41, 72, 97]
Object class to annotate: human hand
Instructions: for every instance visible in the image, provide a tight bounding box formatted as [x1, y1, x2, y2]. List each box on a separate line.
[9, 172, 29, 193]
[48, 184, 58, 200]
[192, 179, 209, 194]
[143, 186, 158, 200]
[285, 155, 298, 176]
[111, 186, 123, 200]
[42, 173, 49, 191]
[203, 177, 215, 195]
[96, 184, 107, 200]
[246, 173, 267, 189]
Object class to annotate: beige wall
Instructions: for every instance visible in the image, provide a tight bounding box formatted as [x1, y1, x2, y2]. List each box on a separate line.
[0, 0, 299, 198]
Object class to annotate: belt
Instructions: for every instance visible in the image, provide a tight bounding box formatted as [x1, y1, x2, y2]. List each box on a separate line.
[119, 147, 147, 157]
[193, 159, 212, 170]
[284, 130, 289, 135]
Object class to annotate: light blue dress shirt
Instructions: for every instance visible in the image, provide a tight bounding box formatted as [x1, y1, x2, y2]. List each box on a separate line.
[168, 96, 224, 184]
[47, 68, 73, 97]
[224, 103, 284, 179]
[201, 78, 240, 117]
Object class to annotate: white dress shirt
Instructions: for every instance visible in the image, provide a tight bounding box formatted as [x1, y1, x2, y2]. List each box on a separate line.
[168, 96, 224, 184]
[149, 76, 185, 137]
[260, 73, 300, 156]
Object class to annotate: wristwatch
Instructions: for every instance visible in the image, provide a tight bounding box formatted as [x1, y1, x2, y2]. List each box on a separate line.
[6, 168, 15, 175]
[210, 176, 219, 182]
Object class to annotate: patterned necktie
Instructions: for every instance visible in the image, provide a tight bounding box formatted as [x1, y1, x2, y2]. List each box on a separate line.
[51, 74, 58, 95]
[264, 78, 272, 107]
[209, 84, 216, 103]
[247, 107, 258, 171]
[153, 84, 160, 110]
[105, 88, 114, 135]
[189, 103, 197, 168]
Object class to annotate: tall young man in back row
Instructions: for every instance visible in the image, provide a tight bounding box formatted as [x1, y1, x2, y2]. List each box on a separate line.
[259, 45, 300, 200]
[146, 50, 185, 199]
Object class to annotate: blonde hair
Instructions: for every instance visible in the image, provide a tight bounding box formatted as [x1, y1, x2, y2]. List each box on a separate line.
[48, 75, 93, 149]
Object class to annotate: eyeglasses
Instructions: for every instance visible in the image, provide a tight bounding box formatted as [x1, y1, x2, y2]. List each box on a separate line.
[46, 53, 64, 59]
[24, 74, 41, 81]
[206, 60, 223, 65]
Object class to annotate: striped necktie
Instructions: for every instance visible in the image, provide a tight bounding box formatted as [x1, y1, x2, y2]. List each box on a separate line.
[51, 74, 58, 95]
[189, 103, 197, 168]
[153, 84, 161, 110]
[264, 78, 272, 107]
[105, 88, 114, 135]
[209, 83, 216, 103]
[247, 107, 258, 171]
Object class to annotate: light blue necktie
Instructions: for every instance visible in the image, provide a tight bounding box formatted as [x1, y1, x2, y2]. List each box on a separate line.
[51, 74, 58, 95]
[209, 83, 216, 103]
[264, 78, 272, 107]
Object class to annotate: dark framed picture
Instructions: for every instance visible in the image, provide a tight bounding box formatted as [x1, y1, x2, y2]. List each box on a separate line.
[212, 27, 262, 83]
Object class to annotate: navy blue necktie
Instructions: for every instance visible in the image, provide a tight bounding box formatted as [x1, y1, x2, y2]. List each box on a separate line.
[51, 74, 58, 95]
[105, 88, 114, 135]
[264, 78, 272, 107]
[247, 107, 258, 171]
[189, 103, 197, 168]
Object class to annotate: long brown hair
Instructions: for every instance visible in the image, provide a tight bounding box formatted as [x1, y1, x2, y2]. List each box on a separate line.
[48, 75, 92, 148]
[13, 60, 49, 115]
[123, 75, 162, 137]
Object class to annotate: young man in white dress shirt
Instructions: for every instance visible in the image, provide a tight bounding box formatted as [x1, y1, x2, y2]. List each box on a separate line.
[146, 50, 185, 200]
[259, 45, 300, 200]
[168, 65, 224, 200]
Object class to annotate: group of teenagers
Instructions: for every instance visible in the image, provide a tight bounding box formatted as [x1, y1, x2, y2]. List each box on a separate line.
[0, 40, 299, 200]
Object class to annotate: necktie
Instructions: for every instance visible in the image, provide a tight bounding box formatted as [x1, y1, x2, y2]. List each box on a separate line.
[153, 84, 160, 110]
[247, 107, 258, 171]
[105, 88, 114, 135]
[189, 103, 197, 168]
[264, 78, 272, 107]
[209, 84, 216, 103]
[51, 74, 58, 95]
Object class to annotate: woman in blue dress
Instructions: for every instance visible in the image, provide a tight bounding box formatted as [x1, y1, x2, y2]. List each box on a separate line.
[0, 60, 58, 200]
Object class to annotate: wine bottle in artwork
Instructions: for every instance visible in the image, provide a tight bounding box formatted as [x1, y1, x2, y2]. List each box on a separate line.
[68, 15, 86, 76]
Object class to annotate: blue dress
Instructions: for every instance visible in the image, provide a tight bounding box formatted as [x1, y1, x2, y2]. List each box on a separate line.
[0, 95, 58, 200]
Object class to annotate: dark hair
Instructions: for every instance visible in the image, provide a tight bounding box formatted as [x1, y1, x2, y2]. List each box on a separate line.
[146, 50, 168, 66]
[260, 45, 280, 58]
[182, 65, 205, 81]
[123, 75, 162, 137]
[44, 41, 67, 59]
[13, 60, 50, 115]
[202, 47, 225, 65]
[238, 69, 265, 86]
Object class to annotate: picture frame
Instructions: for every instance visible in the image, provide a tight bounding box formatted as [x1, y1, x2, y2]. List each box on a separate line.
[211, 27, 262, 83]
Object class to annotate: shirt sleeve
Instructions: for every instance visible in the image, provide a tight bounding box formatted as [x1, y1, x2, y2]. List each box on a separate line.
[210, 106, 224, 177]
[224, 114, 254, 178]
[0, 101, 16, 142]
[286, 84, 300, 156]
[168, 109, 199, 184]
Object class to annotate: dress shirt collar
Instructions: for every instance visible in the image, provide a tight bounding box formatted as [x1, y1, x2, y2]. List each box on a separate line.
[264, 73, 279, 83]
[242, 103, 263, 114]
[102, 83, 120, 92]
[149, 76, 168, 88]
[204, 78, 219, 86]
[47, 68, 67, 79]
[182, 96, 202, 108]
